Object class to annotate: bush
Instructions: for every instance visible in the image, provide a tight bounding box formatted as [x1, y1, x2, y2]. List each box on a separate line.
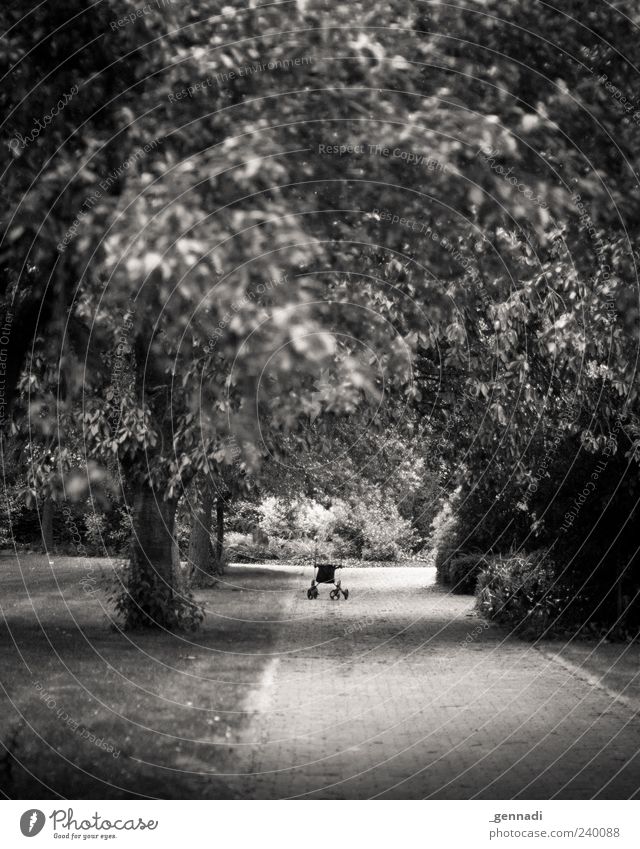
[106, 506, 133, 554]
[107, 560, 204, 632]
[476, 549, 572, 638]
[297, 499, 336, 541]
[429, 495, 458, 550]
[257, 496, 300, 539]
[329, 500, 364, 557]
[252, 491, 415, 562]
[0, 481, 35, 548]
[353, 489, 415, 561]
[361, 541, 399, 561]
[430, 496, 466, 581]
[435, 547, 461, 584]
[270, 536, 321, 563]
[227, 500, 261, 533]
[226, 532, 336, 564]
[257, 495, 345, 544]
[84, 512, 108, 555]
[429, 472, 530, 565]
[441, 552, 490, 594]
[225, 531, 277, 563]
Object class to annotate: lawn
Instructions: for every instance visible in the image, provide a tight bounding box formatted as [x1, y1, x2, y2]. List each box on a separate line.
[0, 555, 294, 799]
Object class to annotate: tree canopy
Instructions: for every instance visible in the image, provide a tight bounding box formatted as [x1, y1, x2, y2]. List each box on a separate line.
[2, 0, 640, 630]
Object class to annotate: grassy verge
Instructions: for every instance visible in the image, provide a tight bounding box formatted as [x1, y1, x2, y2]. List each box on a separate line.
[541, 640, 640, 712]
[0, 556, 295, 799]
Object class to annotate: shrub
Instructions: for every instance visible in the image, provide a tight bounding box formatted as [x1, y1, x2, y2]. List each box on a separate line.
[361, 540, 399, 561]
[353, 489, 415, 561]
[429, 495, 458, 550]
[271, 536, 322, 563]
[476, 549, 572, 638]
[443, 552, 490, 594]
[434, 547, 461, 585]
[225, 531, 276, 563]
[332, 531, 363, 559]
[106, 506, 133, 555]
[331, 500, 364, 557]
[227, 500, 261, 533]
[107, 560, 204, 631]
[250, 491, 415, 563]
[430, 494, 465, 581]
[257, 496, 300, 539]
[297, 499, 335, 541]
[84, 512, 108, 555]
[0, 481, 34, 548]
[429, 473, 530, 565]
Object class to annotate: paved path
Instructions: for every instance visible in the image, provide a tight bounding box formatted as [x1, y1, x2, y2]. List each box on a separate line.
[227, 565, 640, 799]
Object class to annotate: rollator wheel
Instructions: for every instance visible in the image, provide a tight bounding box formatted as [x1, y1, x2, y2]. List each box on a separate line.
[330, 589, 339, 600]
[307, 588, 315, 599]
[343, 589, 349, 600]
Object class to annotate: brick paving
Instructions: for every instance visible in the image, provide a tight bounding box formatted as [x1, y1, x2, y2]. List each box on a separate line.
[230, 565, 640, 799]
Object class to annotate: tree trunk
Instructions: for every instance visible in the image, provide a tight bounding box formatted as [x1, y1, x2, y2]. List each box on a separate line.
[122, 302, 199, 627]
[188, 483, 228, 585]
[172, 536, 181, 577]
[188, 483, 215, 585]
[127, 485, 178, 628]
[215, 495, 225, 566]
[41, 497, 54, 554]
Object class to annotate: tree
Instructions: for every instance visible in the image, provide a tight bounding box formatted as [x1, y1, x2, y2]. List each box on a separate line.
[187, 479, 215, 584]
[6, 0, 640, 630]
[186, 475, 232, 586]
[0, 0, 155, 417]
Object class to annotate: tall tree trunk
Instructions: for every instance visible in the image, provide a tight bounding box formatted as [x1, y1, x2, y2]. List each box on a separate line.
[215, 495, 225, 567]
[121, 299, 199, 628]
[188, 483, 214, 585]
[127, 485, 178, 628]
[41, 497, 54, 554]
[172, 535, 181, 577]
[188, 483, 228, 585]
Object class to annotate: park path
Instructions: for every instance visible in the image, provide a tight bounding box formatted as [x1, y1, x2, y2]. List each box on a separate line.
[229, 565, 640, 799]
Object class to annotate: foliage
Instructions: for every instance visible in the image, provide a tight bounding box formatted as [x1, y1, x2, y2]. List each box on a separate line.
[225, 532, 277, 563]
[476, 550, 572, 638]
[226, 530, 333, 564]
[175, 500, 194, 557]
[430, 495, 462, 576]
[225, 531, 427, 567]
[255, 490, 415, 562]
[83, 513, 108, 556]
[227, 501, 262, 534]
[106, 507, 134, 556]
[0, 479, 35, 548]
[107, 562, 204, 632]
[257, 497, 301, 541]
[438, 553, 491, 596]
[355, 492, 416, 561]
[5, 0, 640, 631]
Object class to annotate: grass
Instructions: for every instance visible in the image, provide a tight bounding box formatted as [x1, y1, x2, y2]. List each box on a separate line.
[541, 640, 640, 712]
[0, 555, 294, 799]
